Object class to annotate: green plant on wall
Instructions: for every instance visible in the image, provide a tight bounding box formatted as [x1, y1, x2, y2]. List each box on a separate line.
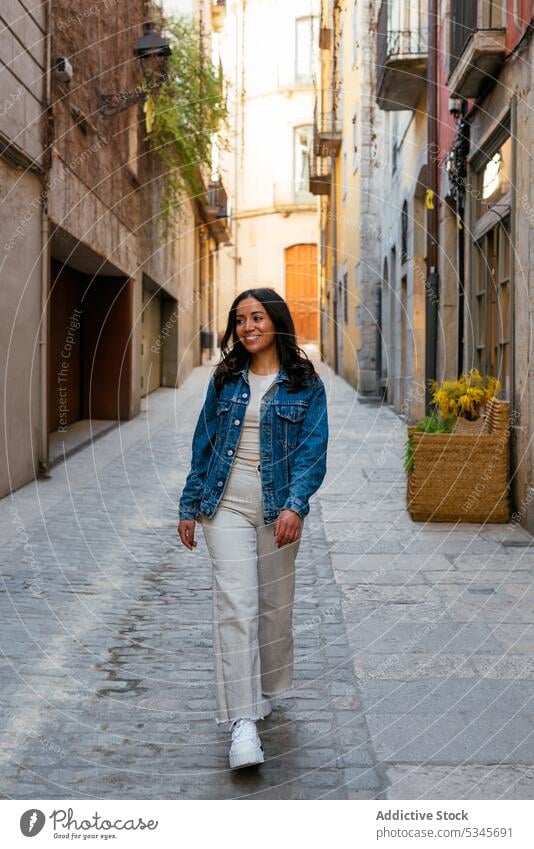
[146, 15, 228, 232]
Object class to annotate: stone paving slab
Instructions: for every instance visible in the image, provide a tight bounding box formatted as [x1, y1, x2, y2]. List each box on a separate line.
[360, 678, 534, 715]
[385, 764, 534, 800]
[366, 711, 534, 764]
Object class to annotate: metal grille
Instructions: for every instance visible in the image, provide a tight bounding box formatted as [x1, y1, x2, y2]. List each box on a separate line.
[376, 0, 428, 93]
[206, 180, 228, 218]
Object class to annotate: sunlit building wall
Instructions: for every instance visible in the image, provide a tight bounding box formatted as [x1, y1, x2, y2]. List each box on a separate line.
[214, 0, 321, 346]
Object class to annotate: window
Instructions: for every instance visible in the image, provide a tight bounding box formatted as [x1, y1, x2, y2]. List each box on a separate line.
[449, 0, 477, 75]
[401, 200, 409, 264]
[352, 112, 358, 172]
[473, 220, 511, 399]
[391, 112, 399, 175]
[471, 132, 512, 399]
[342, 270, 349, 323]
[481, 0, 505, 28]
[338, 23, 344, 117]
[342, 148, 347, 205]
[479, 138, 511, 206]
[295, 16, 319, 83]
[294, 125, 313, 198]
[351, 0, 358, 67]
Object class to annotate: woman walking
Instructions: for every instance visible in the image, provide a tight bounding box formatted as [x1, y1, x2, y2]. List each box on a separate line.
[178, 288, 328, 769]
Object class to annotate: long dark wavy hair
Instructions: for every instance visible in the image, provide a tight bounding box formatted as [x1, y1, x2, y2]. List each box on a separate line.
[213, 288, 319, 394]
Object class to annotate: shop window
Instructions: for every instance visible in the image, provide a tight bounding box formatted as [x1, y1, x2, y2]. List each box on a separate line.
[473, 220, 511, 399]
[479, 137, 511, 208]
[471, 133, 512, 398]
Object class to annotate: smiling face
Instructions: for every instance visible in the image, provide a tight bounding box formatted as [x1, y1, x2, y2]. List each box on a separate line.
[234, 296, 277, 355]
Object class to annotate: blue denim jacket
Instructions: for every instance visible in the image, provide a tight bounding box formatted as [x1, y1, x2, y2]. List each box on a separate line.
[179, 360, 329, 524]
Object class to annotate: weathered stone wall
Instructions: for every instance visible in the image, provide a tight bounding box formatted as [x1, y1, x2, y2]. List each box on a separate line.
[0, 3, 47, 497]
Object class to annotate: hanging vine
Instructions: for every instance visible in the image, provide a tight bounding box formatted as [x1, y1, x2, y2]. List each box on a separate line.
[146, 14, 228, 233]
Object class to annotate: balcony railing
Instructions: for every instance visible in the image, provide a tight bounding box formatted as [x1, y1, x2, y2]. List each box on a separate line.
[376, 0, 428, 111]
[313, 90, 342, 156]
[309, 151, 331, 196]
[447, 0, 506, 98]
[207, 179, 228, 218]
[202, 178, 230, 243]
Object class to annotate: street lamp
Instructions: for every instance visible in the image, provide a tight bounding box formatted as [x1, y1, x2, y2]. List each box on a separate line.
[98, 21, 172, 117]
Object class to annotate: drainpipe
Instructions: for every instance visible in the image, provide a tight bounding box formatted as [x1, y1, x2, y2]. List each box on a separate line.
[455, 108, 469, 379]
[331, 1, 339, 374]
[331, 151, 338, 374]
[233, 0, 245, 300]
[509, 93, 517, 515]
[39, 0, 52, 477]
[425, 0, 439, 414]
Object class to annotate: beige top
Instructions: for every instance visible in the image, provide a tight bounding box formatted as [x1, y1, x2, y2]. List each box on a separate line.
[234, 370, 279, 462]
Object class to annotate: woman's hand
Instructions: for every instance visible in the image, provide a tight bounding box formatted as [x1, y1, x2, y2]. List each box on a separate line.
[274, 509, 302, 547]
[178, 519, 197, 550]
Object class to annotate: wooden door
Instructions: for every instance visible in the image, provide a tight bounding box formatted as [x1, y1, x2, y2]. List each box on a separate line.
[284, 243, 319, 344]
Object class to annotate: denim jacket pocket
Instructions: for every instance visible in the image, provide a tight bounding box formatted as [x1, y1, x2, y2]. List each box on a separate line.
[274, 403, 308, 422]
[274, 404, 307, 454]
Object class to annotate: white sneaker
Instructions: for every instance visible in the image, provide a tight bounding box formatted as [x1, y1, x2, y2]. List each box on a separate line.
[229, 719, 264, 769]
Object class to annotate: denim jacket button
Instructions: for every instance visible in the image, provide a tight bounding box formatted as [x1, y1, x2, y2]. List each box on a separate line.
[242, 393, 248, 398]
[217, 481, 223, 487]
[227, 449, 233, 455]
[234, 419, 240, 425]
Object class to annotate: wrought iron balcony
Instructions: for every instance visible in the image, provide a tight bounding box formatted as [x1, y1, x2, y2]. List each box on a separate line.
[313, 93, 342, 157]
[448, 0, 506, 98]
[207, 179, 227, 214]
[309, 151, 331, 196]
[202, 178, 230, 243]
[376, 0, 428, 111]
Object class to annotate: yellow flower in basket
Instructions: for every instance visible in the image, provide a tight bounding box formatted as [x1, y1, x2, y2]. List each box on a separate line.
[429, 371, 501, 422]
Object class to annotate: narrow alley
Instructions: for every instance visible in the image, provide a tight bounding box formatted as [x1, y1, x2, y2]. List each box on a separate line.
[1, 361, 533, 800]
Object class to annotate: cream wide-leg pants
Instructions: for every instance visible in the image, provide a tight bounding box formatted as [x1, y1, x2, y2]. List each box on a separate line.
[199, 456, 301, 725]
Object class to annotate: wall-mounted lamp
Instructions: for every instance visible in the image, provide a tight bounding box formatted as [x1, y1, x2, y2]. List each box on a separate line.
[54, 57, 73, 83]
[98, 21, 171, 117]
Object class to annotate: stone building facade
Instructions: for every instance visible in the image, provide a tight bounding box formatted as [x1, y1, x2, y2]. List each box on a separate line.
[313, 0, 384, 397]
[439, 0, 534, 527]
[314, 0, 534, 529]
[0, 0, 228, 497]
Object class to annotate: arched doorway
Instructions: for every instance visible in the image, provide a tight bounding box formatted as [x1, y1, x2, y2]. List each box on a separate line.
[284, 243, 319, 344]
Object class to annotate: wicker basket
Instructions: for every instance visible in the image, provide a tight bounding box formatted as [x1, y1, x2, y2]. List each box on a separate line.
[452, 415, 486, 435]
[406, 398, 510, 523]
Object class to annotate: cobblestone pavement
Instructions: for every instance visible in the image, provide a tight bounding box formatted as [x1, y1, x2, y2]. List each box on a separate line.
[1, 361, 534, 799]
